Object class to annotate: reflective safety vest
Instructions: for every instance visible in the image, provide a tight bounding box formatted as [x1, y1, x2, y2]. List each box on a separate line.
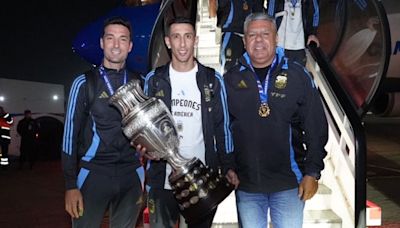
[0, 158, 9, 166]
[0, 113, 13, 142]
[0, 113, 13, 166]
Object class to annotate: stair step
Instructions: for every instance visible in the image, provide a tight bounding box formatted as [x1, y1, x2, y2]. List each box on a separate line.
[316, 183, 332, 194]
[211, 209, 342, 228]
[200, 24, 214, 29]
[197, 57, 219, 65]
[197, 45, 220, 50]
[197, 53, 219, 58]
[211, 224, 238, 228]
[305, 184, 332, 210]
[198, 33, 217, 40]
[197, 50, 219, 56]
[303, 209, 342, 228]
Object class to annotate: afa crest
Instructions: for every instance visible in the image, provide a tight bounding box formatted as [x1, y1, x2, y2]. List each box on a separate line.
[275, 72, 288, 89]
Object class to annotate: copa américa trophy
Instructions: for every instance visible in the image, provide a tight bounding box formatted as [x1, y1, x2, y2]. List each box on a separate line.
[109, 79, 234, 223]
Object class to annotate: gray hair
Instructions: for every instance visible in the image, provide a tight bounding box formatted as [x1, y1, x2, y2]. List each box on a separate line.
[243, 12, 277, 34]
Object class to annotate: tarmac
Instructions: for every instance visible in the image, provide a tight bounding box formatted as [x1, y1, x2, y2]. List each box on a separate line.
[0, 159, 146, 228]
[0, 115, 399, 228]
[365, 116, 400, 227]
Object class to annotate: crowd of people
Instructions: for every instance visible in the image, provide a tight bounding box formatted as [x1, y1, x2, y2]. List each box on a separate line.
[61, 0, 327, 227]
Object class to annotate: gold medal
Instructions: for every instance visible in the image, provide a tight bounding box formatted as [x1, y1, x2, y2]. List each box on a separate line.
[243, 1, 249, 10]
[258, 103, 270, 117]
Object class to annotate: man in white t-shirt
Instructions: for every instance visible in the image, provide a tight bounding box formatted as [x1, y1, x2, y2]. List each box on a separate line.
[142, 17, 239, 228]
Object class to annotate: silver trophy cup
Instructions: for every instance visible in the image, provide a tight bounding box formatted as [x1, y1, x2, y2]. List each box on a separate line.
[109, 79, 234, 223]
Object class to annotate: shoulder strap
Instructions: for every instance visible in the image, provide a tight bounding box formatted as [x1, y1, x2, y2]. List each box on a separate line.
[205, 67, 215, 86]
[84, 69, 98, 116]
[151, 65, 168, 96]
[78, 69, 97, 146]
[204, 66, 216, 99]
[154, 65, 168, 76]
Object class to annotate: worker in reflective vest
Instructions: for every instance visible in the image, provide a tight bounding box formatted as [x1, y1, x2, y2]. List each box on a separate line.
[0, 106, 13, 169]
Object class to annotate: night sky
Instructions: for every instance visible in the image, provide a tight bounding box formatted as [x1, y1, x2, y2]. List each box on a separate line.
[0, 0, 125, 92]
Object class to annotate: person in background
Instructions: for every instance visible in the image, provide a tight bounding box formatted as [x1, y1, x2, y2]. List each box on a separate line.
[209, 0, 217, 18]
[223, 13, 327, 227]
[217, 0, 266, 72]
[17, 109, 39, 170]
[61, 16, 144, 227]
[267, 0, 320, 66]
[0, 106, 13, 170]
[141, 17, 239, 228]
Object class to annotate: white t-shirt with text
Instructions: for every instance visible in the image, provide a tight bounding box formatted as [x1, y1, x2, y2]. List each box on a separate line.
[164, 64, 205, 189]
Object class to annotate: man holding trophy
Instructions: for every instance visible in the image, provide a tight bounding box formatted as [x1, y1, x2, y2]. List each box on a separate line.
[62, 17, 144, 227]
[139, 17, 239, 227]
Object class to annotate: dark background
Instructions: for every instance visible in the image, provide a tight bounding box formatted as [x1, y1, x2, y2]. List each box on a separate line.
[0, 0, 125, 92]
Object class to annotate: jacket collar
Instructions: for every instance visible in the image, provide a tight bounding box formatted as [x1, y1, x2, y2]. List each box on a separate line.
[239, 46, 285, 73]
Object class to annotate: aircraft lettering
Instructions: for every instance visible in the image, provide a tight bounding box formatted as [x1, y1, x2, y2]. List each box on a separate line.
[394, 41, 400, 55]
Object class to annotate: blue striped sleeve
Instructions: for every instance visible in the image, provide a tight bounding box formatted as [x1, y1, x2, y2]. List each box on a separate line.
[268, 0, 276, 17]
[312, 0, 320, 27]
[144, 70, 155, 96]
[215, 71, 234, 153]
[62, 75, 85, 155]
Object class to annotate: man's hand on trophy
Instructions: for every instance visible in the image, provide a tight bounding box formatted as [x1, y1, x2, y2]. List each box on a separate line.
[134, 143, 160, 160]
[225, 169, 240, 189]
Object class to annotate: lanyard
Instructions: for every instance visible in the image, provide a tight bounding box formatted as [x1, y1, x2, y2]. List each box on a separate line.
[290, 0, 298, 15]
[251, 56, 278, 105]
[99, 66, 127, 95]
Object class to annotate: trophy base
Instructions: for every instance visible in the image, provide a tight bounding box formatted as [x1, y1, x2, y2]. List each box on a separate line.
[169, 159, 234, 224]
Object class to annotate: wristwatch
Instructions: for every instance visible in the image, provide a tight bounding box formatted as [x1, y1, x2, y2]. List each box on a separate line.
[306, 172, 321, 181]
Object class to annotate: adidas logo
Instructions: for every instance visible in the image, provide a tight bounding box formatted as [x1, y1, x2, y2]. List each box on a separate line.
[99, 91, 109, 99]
[155, 90, 164, 97]
[238, 80, 247, 89]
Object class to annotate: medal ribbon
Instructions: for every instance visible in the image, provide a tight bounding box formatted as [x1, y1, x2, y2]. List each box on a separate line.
[99, 66, 127, 95]
[290, 0, 298, 15]
[251, 55, 278, 105]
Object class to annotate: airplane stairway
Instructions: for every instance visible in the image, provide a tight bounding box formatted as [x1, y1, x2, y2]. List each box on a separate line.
[306, 1, 390, 227]
[195, 0, 221, 73]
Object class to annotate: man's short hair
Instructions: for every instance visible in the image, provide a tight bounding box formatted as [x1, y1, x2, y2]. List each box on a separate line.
[243, 13, 277, 34]
[165, 17, 196, 36]
[24, 109, 31, 115]
[102, 16, 133, 40]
